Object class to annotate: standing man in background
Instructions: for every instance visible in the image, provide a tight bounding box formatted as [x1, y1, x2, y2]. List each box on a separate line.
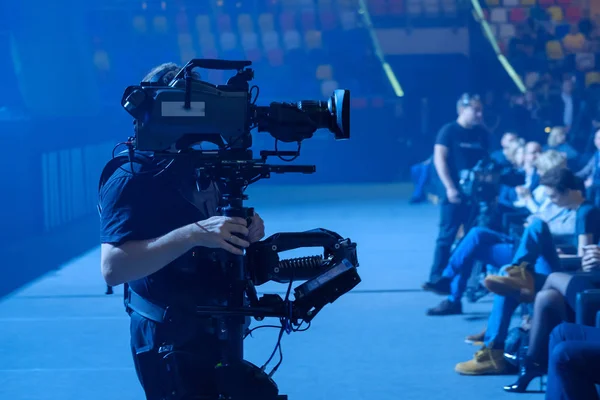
[423, 94, 490, 293]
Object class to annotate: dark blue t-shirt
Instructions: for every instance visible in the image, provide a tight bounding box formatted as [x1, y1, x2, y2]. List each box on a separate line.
[99, 157, 228, 307]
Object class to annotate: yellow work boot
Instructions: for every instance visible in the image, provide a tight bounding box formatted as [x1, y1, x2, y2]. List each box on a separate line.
[455, 346, 506, 375]
[484, 262, 535, 302]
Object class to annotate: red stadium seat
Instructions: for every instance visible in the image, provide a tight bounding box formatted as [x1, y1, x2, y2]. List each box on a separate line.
[301, 9, 317, 31]
[279, 11, 296, 31]
[369, 0, 388, 16]
[565, 6, 581, 22]
[217, 14, 232, 32]
[266, 48, 284, 67]
[319, 10, 337, 30]
[509, 7, 527, 23]
[371, 97, 385, 108]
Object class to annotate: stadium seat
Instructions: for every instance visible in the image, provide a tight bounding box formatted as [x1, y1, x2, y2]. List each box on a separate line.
[241, 32, 259, 50]
[283, 30, 302, 51]
[153, 16, 168, 33]
[490, 8, 508, 23]
[509, 7, 527, 23]
[301, 9, 317, 31]
[371, 97, 385, 108]
[177, 33, 193, 49]
[305, 30, 322, 50]
[199, 33, 216, 51]
[258, 13, 275, 32]
[504, 0, 519, 7]
[217, 14, 232, 32]
[547, 5, 564, 21]
[321, 79, 339, 97]
[340, 10, 357, 30]
[280, 11, 296, 32]
[220, 32, 237, 52]
[499, 23, 516, 39]
[93, 50, 110, 71]
[201, 47, 219, 59]
[238, 14, 254, 34]
[440, 0, 456, 15]
[195, 15, 211, 34]
[556, 0, 573, 5]
[318, 0, 334, 7]
[351, 97, 368, 109]
[369, 0, 388, 16]
[485, 0, 500, 6]
[524, 71, 540, 88]
[319, 10, 338, 30]
[520, 0, 535, 5]
[538, 0, 554, 5]
[245, 48, 262, 63]
[555, 23, 571, 38]
[261, 30, 280, 51]
[316, 64, 333, 80]
[175, 12, 189, 32]
[266, 48, 285, 67]
[546, 40, 565, 60]
[132, 15, 147, 33]
[407, 0, 422, 15]
[585, 71, 600, 87]
[565, 6, 581, 22]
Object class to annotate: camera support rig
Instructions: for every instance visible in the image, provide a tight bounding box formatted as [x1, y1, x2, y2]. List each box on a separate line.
[160, 148, 360, 400]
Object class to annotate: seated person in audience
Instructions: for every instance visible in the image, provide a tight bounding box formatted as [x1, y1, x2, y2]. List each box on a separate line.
[514, 150, 565, 213]
[576, 128, 600, 207]
[501, 245, 600, 392]
[424, 165, 587, 318]
[451, 168, 600, 375]
[491, 132, 519, 168]
[562, 23, 586, 54]
[545, 127, 579, 167]
[499, 141, 542, 208]
[545, 322, 600, 400]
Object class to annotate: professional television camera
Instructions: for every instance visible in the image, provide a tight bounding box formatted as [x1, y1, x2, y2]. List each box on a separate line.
[118, 59, 360, 400]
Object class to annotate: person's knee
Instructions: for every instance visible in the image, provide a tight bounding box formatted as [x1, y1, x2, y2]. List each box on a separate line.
[525, 218, 548, 234]
[534, 289, 563, 312]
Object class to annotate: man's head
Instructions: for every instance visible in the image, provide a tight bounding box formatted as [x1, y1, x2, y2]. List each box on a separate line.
[523, 141, 542, 167]
[142, 62, 182, 86]
[456, 93, 483, 128]
[501, 132, 519, 149]
[540, 166, 585, 208]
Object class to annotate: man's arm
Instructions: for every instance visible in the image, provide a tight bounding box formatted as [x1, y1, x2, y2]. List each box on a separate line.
[102, 217, 250, 286]
[433, 144, 456, 192]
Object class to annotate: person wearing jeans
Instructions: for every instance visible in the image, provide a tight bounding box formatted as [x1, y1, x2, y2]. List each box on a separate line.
[451, 167, 600, 375]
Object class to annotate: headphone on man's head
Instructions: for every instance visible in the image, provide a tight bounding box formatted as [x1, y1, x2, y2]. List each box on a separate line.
[459, 93, 482, 106]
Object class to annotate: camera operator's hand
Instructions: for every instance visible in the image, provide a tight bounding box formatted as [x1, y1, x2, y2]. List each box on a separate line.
[194, 216, 250, 256]
[582, 245, 600, 272]
[248, 213, 265, 243]
[446, 187, 461, 204]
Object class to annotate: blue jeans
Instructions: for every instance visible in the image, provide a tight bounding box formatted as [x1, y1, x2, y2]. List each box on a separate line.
[483, 219, 562, 349]
[442, 219, 559, 304]
[546, 323, 600, 400]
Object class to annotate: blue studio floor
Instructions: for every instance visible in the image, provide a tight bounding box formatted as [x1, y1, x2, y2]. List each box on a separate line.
[0, 184, 543, 400]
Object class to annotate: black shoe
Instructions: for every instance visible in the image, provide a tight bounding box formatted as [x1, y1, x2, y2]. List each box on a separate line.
[422, 278, 451, 296]
[503, 356, 545, 393]
[427, 299, 462, 316]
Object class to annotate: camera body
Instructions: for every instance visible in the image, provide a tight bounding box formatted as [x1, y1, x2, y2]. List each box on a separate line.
[121, 59, 350, 153]
[459, 158, 525, 203]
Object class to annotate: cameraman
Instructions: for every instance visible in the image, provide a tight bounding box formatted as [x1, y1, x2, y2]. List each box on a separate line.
[425, 93, 490, 287]
[99, 63, 266, 399]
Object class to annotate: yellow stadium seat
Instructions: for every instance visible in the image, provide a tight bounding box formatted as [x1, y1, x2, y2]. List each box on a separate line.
[195, 15, 211, 34]
[546, 40, 565, 60]
[93, 50, 110, 71]
[237, 14, 254, 34]
[585, 71, 600, 87]
[316, 64, 333, 80]
[258, 13, 274, 32]
[153, 16, 168, 33]
[132, 16, 147, 33]
[547, 5, 564, 22]
[305, 30, 322, 50]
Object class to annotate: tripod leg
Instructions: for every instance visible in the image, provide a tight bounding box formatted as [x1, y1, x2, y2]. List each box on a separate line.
[105, 285, 113, 295]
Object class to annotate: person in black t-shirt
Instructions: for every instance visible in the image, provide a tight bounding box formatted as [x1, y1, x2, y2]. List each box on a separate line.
[99, 63, 267, 400]
[423, 93, 490, 289]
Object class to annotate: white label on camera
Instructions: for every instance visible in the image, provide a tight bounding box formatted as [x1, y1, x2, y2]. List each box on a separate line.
[161, 101, 205, 117]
